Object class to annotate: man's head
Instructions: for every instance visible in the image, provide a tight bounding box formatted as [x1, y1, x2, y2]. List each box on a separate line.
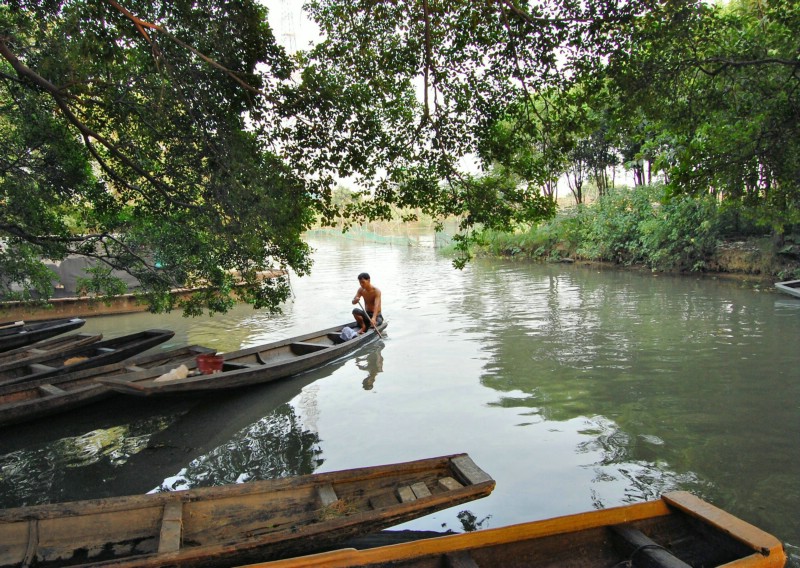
[357, 272, 370, 283]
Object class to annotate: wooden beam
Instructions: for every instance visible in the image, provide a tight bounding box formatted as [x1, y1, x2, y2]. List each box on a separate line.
[450, 456, 493, 486]
[37, 384, 67, 397]
[158, 501, 184, 554]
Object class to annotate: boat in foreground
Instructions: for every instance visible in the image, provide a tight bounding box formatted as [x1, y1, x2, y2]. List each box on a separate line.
[0, 453, 494, 568]
[0, 329, 174, 387]
[775, 279, 800, 299]
[98, 321, 387, 396]
[0, 317, 86, 352]
[242, 491, 786, 568]
[0, 332, 101, 368]
[0, 344, 215, 427]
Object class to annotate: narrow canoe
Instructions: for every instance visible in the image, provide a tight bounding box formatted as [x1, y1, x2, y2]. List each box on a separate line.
[0, 317, 86, 352]
[774, 279, 800, 299]
[0, 453, 495, 568]
[0, 329, 174, 387]
[0, 332, 102, 368]
[0, 344, 215, 427]
[98, 321, 387, 396]
[241, 491, 786, 568]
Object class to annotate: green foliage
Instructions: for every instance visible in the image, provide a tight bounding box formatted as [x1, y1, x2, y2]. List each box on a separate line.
[476, 185, 730, 273]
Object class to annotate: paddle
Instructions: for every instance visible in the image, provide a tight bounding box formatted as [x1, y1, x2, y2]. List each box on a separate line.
[358, 300, 383, 339]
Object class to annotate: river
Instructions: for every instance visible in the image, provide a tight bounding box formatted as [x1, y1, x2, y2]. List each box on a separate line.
[1, 235, 798, 565]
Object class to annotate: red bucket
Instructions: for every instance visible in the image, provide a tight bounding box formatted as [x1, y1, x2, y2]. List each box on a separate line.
[196, 354, 224, 374]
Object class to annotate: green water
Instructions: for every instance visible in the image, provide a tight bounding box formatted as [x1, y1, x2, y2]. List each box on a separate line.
[1, 236, 798, 565]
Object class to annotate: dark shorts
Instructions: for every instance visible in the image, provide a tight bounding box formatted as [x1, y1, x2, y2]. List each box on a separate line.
[352, 308, 384, 329]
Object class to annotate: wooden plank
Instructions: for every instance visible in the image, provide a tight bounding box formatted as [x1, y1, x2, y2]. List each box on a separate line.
[29, 363, 56, 373]
[290, 342, 330, 355]
[37, 384, 67, 396]
[444, 550, 480, 568]
[397, 486, 416, 503]
[450, 456, 493, 486]
[158, 501, 184, 554]
[23, 519, 38, 566]
[317, 484, 338, 507]
[369, 492, 399, 510]
[609, 524, 691, 568]
[438, 477, 463, 492]
[410, 482, 431, 499]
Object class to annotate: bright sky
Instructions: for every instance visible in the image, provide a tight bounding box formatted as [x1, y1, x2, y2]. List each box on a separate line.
[261, 0, 320, 53]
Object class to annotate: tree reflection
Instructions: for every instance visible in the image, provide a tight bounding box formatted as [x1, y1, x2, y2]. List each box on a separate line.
[0, 413, 178, 507]
[152, 404, 321, 492]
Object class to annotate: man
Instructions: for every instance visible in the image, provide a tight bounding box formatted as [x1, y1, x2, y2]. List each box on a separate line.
[352, 272, 383, 334]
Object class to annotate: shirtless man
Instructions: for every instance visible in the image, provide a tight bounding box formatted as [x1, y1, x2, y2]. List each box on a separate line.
[351, 272, 383, 334]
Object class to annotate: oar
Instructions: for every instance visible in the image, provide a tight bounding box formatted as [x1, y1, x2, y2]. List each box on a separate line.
[358, 301, 383, 339]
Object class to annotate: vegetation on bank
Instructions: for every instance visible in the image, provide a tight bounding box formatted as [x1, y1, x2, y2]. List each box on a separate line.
[470, 184, 800, 281]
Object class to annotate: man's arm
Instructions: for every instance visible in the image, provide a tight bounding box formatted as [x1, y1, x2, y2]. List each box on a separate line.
[352, 287, 363, 305]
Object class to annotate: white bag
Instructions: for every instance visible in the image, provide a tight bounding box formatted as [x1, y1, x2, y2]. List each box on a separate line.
[340, 326, 358, 341]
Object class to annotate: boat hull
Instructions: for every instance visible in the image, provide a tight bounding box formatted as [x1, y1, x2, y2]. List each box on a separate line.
[0, 344, 215, 426]
[0, 318, 86, 352]
[0, 453, 494, 568]
[99, 322, 387, 396]
[775, 279, 800, 299]
[0, 329, 175, 387]
[241, 492, 787, 568]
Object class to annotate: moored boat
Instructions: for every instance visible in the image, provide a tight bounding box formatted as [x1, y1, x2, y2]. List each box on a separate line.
[0, 344, 215, 427]
[239, 491, 787, 568]
[775, 279, 800, 299]
[0, 332, 102, 368]
[98, 321, 387, 396]
[0, 317, 86, 352]
[0, 329, 174, 387]
[0, 453, 494, 568]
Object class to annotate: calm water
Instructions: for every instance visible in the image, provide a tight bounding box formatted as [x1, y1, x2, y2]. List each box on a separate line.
[1, 236, 799, 565]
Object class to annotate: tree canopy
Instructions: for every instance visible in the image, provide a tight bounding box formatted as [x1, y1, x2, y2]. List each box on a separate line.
[2, 0, 798, 314]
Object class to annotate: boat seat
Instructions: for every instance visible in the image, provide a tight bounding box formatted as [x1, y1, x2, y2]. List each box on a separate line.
[95, 347, 117, 353]
[290, 342, 330, 355]
[38, 384, 67, 396]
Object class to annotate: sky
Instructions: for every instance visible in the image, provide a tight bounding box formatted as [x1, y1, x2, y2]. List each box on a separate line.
[262, 0, 320, 53]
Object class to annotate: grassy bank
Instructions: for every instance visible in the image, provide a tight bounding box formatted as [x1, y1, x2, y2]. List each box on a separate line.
[471, 184, 800, 281]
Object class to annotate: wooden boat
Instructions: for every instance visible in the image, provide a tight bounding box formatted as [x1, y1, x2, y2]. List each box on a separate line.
[0, 329, 174, 387]
[241, 491, 787, 568]
[0, 453, 495, 568]
[775, 279, 800, 299]
[98, 321, 388, 396]
[0, 344, 215, 427]
[0, 317, 86, 352]
[0, 332, 102, 368]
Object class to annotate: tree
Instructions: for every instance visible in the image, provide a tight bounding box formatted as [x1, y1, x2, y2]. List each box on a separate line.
[1, 0, 311, 314]
[605, 0, 800, 236]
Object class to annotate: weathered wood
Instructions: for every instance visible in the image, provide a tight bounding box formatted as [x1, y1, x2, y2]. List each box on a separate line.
[290, 342, 330, 355]
[450, 456, 493, 486]
[158, 501, 184, 554]
[609, 524, 692, 568]
[318, 484, 338, 506]
[444, 550, 479, 568]
[410, 482, 431, 499]
[438, 477, 463, 492]
[369, 492, 399, 510]
[37, 383, 66, 396]
[23, 519, 38, 566]
[397, 486, 416, 503]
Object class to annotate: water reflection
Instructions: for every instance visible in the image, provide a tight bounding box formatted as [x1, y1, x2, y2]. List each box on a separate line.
[356, 343, 385, 390]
